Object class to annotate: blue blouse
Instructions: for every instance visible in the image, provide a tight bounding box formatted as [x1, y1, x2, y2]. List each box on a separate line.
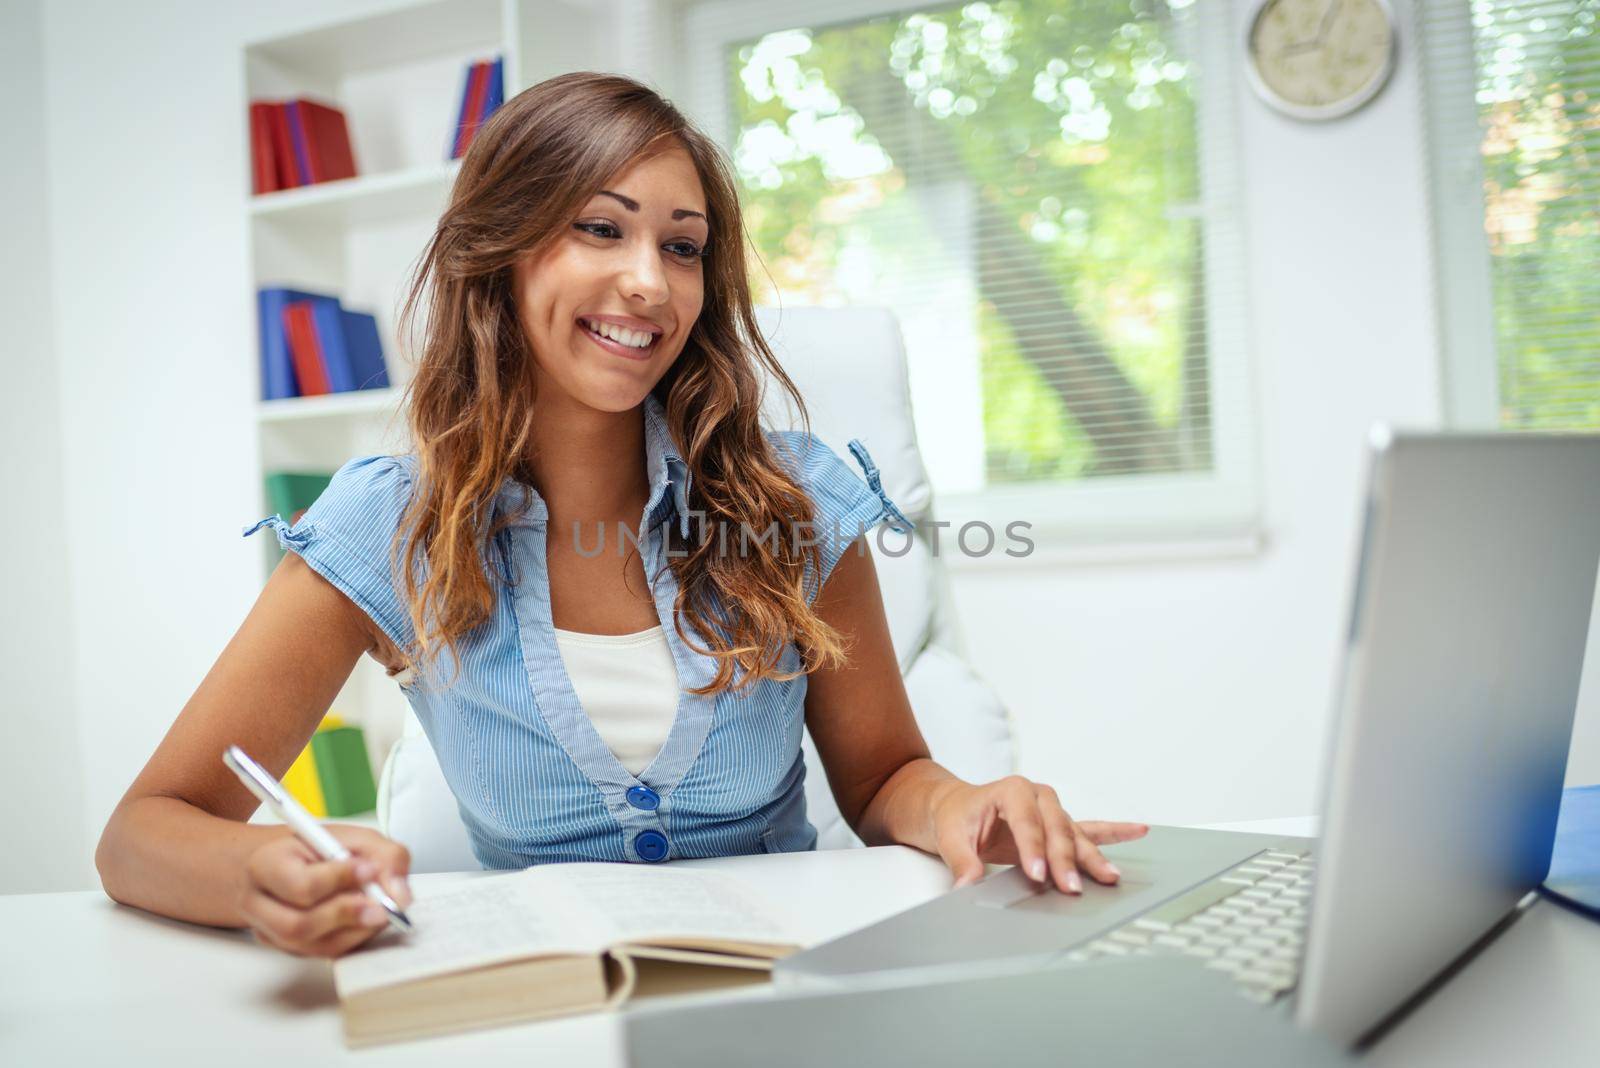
[242, 393, 911, 868]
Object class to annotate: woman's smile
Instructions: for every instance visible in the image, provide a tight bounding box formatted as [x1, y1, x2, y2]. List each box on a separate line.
[578, 315, 661, 361]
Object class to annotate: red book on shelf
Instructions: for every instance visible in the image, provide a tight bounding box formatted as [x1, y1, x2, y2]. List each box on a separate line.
[455, 61, 489, 158]
[299, 99, 358, 183]
[249, 102, 280, 194]
[283, 301, 332, 395]
[267, 103, 299, 190]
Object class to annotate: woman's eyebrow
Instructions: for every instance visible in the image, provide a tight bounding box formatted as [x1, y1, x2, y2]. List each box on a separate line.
[596, 189, 706, 222]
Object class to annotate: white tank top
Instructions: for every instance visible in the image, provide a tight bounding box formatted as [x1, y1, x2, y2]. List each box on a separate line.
[552, 624, 680, 776]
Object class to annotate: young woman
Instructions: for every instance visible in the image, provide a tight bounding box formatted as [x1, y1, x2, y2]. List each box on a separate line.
[95, 72, 1147, 959]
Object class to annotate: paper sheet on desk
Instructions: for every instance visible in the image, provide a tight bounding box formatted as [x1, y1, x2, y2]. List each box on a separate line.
[1541, 784, 1600, 920]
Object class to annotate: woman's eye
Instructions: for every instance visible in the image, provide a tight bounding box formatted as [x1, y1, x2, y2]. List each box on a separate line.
[574, 222, 704, 263]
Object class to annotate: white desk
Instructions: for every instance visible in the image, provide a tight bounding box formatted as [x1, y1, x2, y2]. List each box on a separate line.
[5, 820, 1598, 1066]
[0, 844, 951, 1064]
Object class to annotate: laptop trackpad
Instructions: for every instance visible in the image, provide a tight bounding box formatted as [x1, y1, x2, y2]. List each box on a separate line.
[771, 825, 1306, 981]
[1004, 856, 1158, 920]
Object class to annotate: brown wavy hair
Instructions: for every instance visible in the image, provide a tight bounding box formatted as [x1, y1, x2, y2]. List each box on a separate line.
[388, 71, 850, 695]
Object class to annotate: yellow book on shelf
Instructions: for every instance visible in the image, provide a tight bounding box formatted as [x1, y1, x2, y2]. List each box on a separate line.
[282, 743, 326, 817]
[280, 712, 348, 816]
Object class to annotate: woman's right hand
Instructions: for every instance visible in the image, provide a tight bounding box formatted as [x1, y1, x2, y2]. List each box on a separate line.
[238, 824, 413, 958]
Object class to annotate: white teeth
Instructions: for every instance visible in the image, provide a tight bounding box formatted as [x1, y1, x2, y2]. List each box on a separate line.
[582, 318, 653, 349]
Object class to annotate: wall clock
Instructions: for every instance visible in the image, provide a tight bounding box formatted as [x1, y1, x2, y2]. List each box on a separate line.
[1245, 0, 1398, 121]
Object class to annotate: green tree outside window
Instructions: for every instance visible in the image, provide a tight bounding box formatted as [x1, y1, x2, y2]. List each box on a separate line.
[725, 0, 1212, 486]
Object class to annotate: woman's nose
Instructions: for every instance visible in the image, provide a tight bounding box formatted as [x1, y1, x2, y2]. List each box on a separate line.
[618, 238, 669, 305]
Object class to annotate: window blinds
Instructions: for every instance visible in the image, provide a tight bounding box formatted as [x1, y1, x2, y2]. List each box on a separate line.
[680, 0, 1254, 501]
[1421, 0, 1600, 430]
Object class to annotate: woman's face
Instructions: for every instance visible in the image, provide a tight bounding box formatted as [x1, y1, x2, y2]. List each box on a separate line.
[515, 143, 709, 414]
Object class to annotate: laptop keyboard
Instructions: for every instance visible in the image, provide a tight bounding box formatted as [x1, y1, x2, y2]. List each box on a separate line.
[1063, 849, 1316, 1005]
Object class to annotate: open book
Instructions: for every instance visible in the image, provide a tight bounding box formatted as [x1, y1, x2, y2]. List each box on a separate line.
[332, 863, 801, 1046]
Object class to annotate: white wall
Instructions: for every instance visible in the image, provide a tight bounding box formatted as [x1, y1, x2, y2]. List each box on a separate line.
[28, 0, 418, 892]
[9, 0, 1595, 892]
[0, 0, 89, 894]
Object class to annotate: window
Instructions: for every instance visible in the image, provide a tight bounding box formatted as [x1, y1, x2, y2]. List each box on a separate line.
[680, 0, 1257, 540]
[1422, 0, 1600, 429]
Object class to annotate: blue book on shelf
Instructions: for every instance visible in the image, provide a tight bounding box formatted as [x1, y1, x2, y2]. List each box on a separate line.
[483, 56, 503, 121]
[258, 286, 336, 400]
[1541, 784, 1600, 920]
[447, 56, 503, 160]
[449, 62, 476, 159]
[307, 296, 356, 392]
[340, 309, 390, 391]
[284, 101, 314, 186]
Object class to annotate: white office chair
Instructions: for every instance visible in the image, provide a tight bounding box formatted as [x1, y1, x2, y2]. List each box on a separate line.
[376, 305, 1017, 871]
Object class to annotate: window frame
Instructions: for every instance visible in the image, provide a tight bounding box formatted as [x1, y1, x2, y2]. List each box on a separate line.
[672, 0, 1262, 545]
[1418, 0, 1503, 429]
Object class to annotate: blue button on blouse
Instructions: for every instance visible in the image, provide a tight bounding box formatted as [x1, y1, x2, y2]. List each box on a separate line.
[242, 392, 913, 869]
[634, 830, 669, 862]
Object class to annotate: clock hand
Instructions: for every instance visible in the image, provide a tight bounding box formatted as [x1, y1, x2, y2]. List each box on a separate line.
[1313, 0, 1343, 44]
[1281, 0, 1343, 56]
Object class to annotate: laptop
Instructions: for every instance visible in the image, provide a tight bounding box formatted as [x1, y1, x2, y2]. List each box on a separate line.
[624, 429, 1600, 1060]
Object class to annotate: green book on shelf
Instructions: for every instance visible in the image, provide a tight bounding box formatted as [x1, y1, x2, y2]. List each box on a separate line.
[264, 470, 334, 526]
[310, 725, 378, 817]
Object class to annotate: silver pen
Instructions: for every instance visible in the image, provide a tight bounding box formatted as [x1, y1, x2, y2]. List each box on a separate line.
[223, 744, 413, 934]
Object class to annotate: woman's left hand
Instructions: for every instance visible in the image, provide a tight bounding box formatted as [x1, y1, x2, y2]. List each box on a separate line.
[931, 775, 1149, 894]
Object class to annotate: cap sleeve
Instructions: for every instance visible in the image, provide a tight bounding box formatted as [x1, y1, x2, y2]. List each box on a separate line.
[243, 454, 420, 651]
[766, 429, 914, 604]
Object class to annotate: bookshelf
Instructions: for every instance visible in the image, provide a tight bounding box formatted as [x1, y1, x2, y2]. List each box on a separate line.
[256, 387, 404, 424]
[242, 0, 608, 789]
[247, 160, 462, 229]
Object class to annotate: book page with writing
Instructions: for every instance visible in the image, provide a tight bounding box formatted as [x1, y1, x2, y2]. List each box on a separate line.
[540, 864, 795, 948]
[333, 872, 613, 998]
